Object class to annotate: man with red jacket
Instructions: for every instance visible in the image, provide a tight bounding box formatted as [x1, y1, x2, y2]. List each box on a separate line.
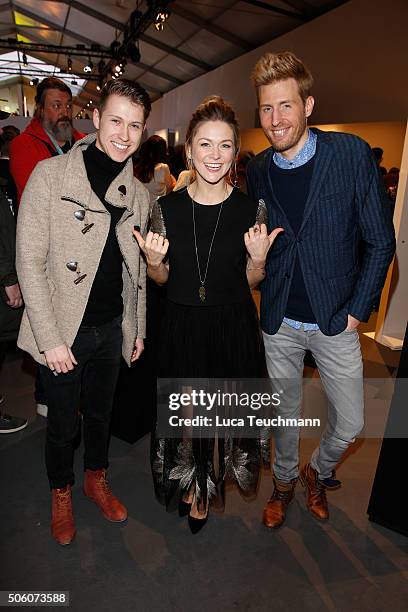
[10, 77, 84, 205]
[10, 77, 84, 417]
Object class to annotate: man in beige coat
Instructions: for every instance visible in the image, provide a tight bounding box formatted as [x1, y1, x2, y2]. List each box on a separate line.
[16, 79, 151, 545]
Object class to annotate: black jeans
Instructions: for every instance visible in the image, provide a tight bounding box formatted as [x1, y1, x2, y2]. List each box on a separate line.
[34, 366, 47, 405]
[40, 317, 123, 489]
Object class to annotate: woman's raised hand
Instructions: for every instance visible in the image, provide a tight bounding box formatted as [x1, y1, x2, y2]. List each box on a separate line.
[244, 223, 284, 263]
[133, 229, 169, 268]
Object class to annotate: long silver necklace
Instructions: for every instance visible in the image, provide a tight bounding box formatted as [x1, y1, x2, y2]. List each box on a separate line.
[191, 189, 226, 302]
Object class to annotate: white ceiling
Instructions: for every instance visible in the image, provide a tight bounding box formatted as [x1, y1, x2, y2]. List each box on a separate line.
[0, 0, 349, 113]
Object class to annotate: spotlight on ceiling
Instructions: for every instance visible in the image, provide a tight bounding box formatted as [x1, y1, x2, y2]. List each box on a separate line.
[22, 53, 28, 66]
[154, 11, 170, 31]
[67, 57, 73, 71]
[83, 59, 94, 73]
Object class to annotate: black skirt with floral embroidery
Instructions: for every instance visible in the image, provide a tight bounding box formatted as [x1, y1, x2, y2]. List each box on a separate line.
[151, 297, 266, 512]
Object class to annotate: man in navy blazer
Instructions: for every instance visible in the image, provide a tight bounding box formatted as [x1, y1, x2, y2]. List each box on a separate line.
[246, 51, 395, 528]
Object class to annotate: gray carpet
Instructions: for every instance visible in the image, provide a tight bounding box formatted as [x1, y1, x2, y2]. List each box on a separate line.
[1, 326, 408, 612]
[2, 422, 408, 612]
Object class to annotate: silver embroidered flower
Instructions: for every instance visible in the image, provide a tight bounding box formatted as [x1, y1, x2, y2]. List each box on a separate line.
[224, 446, 253, 491]
[195, 475, 217, 501]
[169, 441, 196, 490]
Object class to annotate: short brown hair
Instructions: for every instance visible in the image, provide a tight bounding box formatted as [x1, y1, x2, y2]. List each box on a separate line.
[251, 51, 313, 102]
[98, 78, 151, 121]
[185, 95, 240, 155]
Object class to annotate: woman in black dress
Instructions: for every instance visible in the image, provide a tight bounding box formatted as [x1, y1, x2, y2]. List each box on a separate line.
[134, 96, 282, 532]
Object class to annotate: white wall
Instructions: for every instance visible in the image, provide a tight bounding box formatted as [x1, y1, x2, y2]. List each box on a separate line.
[372, 121, 408, 348]
[0, 85, 19, 115]
[147, 0, 408, 134]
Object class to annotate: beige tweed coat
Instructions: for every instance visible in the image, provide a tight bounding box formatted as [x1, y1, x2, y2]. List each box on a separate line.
[16, 133, 150, 366]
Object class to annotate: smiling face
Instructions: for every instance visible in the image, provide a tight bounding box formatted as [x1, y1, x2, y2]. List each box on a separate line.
[258, 78, 314, 159]
[93, 93, 145, 162]
[187, 120, 235, 185]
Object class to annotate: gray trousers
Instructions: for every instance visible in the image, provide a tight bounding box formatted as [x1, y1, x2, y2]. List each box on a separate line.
[262, 322, 364, 481]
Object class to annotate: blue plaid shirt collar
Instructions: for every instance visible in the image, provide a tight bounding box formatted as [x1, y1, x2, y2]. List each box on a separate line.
[273, 129, 317, 169]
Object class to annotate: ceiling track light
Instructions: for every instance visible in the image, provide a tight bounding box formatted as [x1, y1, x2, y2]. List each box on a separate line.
[83, 58, 94, 73]
[154, 10, 170, 31]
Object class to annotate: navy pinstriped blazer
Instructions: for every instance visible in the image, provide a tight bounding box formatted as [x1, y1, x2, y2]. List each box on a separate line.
[247, 128, 396, 336]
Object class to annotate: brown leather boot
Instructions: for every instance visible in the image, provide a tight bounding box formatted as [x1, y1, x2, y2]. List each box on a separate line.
[299, 463, 329, 521]
[83, 469, 127, 522]
[51, 485, 76, 545]
[262, 475, 297, 529]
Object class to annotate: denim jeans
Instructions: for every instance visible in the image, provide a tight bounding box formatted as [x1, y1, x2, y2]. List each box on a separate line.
[263, 322, 364, 481]
[40, 316, 123, 489]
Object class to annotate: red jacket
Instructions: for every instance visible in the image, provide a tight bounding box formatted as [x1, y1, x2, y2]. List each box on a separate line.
[9, 117, 85, 205]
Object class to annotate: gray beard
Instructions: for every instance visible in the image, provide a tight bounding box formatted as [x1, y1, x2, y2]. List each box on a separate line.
[44, 119, 73, 143]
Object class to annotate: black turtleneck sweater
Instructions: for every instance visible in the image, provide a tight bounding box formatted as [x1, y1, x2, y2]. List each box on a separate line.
[81, 142, 127, 326]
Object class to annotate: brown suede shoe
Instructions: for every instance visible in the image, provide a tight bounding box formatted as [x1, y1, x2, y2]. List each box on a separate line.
[51, 485, 76, 545]
[299, 463, 329, 521]
[262, 475, 298, 529]
[83, 469, 127, 522]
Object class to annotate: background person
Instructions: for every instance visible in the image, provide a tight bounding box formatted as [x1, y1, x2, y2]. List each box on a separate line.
[134, 134, 175, 205]
[0, 188, 26, 434]
[0, 124, 20, 214]
[9, 77, 85, 206]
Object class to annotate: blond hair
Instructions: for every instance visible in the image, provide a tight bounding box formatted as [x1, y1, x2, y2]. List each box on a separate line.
[251, 51, 313, 102]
